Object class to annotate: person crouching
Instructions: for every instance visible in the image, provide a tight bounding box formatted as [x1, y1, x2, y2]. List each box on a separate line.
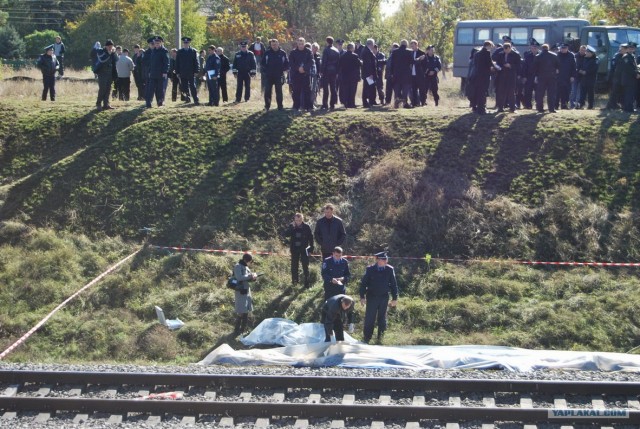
[321, 294, 355, 342]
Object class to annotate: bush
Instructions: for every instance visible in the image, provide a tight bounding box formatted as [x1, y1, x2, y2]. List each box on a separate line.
[0, 25, 25, 59]
[24, 30, 60, 58]
[137, 324, 179, 361]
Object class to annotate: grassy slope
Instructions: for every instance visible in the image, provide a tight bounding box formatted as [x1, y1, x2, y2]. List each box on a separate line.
[1, 98, 640, 363]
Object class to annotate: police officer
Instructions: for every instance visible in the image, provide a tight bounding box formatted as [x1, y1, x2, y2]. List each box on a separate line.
[620, 42, 639, 112]
[494, 42, 521, 113]
[321, 247, 354, 332]
[142, 37, 155, 102]
[372, 44, 386, 105]
[289, 37, 314, 112]
[204, 45, 221, 106]
[359, 252, 398, 344]
[469, 40, 495, 115]
[577, 45, 599, 110]
[176, 37, 200, 105]
[361, 38, 378, 108]
[533, 43, 559, 113]
[423, 45, 442, 106]
[37, 45, 59, 101]
[232, 41, 257, 102]
[521, 39, 540, 109]
[556, 43, 576, 109]
[261, 38, 289, 111]
[321, 294, 355, 342]
[338, 42, 362, 108]
[284, 213, 313, 287]
[606, 44, 626, 109]
[145, 36, 169, 108]
[314, 203, 346, 260]
[95, 39, 118, 111]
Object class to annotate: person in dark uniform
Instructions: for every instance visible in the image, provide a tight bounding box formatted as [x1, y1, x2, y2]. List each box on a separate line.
[606, 44, 627, 110]
[619, 42, 639, 112]
[577, 45, 599, 109]
[494, 42, 521, 113]
[469, 40, 495, 114]
[338, 43, 362, 108]
[216, 47, 230, 103]
[521, 39, 540, 109]
[284, 213, 314, 287]
[262, 38, 289, 111]
[391, 39, 413, 108]
[204, 45, 221, 106]
[132, 45, 145, 101]
[321, 294, 355, 342]
[314, 203, 346, 260]
[320, 36, 340, 110]
[385, 43, 398, 106]
[37, 45, 59, 101]
[556, 43, 576, 109]
[491, 35, 517, 108]
[409, 40, 426, 107]
[321, 247, 354, 332]
[95, 39, 118, 111]
[423, 45, 442, 106]
[142, 38, 154, 102]
[372, 44, 386, 104]
[145, 36, 169, 108]
[288, 37, 314, 111]
[533, 43, 559, 113]
[232, 41, 257, 102]
[354, 40, 364, 58]
[359, 251, 398, 344]
[176, 37, 200, 105]
[361, 38, 378, 108]
[169, 48, 180, 102]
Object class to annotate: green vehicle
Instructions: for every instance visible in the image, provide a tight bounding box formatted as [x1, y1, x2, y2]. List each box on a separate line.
[580, 25, 640, 89]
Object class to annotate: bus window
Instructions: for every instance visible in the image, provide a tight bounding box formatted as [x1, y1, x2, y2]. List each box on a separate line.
[587, 30, 605, 48]
[564, 27, 579, 41]
[476, 28, 490, 44]
[532, 28, 546, 44]
[628, 29, 640, 45]
[493, 27, 509, 42]
[511, 27, 528, 45]
[457, 28, 473, 45]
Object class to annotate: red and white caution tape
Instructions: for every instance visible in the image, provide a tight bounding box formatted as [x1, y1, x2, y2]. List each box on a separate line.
[0, 248, 141, 361]
[150, 245, 640, 267]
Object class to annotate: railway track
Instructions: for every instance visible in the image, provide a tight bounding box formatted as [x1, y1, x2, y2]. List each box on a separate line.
[1, 370, 639, 427]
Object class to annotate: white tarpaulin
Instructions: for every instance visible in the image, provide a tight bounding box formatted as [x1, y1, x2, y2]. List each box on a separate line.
[198, 319, 640, 372]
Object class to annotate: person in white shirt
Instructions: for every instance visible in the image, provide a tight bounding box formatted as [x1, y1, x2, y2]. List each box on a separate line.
[115, 48, 135, 101]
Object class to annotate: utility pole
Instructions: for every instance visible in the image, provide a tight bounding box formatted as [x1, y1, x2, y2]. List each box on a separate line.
[115, 0, 120, 32]
[175, 0, 181, 48]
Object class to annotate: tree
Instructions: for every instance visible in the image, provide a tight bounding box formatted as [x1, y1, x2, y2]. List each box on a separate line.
[6, 0, 96, 37]
[316, 0, 382, 39]
[207, 0, 289, 47]
[0, 24, 25, 59]
[24, 29, 60, 58]
[600, 0, 640, 27]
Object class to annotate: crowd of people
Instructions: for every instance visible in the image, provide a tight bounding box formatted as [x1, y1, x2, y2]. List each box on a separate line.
[34, 33, 640, 113]
[466, 35, 640, 114]
[233, 204, 398, 345]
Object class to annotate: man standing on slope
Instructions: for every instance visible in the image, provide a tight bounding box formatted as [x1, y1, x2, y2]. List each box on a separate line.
[360, 251, 398, 344]
[314, 203, 346, 260]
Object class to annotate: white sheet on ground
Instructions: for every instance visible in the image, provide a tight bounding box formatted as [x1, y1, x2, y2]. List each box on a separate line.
[198, 318, 640, 372]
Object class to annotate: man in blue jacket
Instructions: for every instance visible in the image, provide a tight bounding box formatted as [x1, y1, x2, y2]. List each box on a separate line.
[261, 39, 289, 111]
[145, 36, 169, 108]
[360, 252, 398, 344]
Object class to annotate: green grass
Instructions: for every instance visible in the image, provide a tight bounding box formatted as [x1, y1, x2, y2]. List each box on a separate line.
[1, 81, 640, 363]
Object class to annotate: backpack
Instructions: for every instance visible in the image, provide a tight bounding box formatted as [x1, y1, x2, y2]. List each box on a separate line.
[226, 274, 238, 290]
[92, 50, 111, 74]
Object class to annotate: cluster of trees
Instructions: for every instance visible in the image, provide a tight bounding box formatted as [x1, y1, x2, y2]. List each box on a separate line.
[0, 0, 638, 68]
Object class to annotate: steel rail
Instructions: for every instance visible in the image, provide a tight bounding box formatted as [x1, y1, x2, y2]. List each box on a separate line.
[0, 397, 638, 423]
[1, 371, 640, 395]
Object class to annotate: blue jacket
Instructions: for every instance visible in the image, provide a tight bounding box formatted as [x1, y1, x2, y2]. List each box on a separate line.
[149, 46, 170, 79]
[321, 256, 350, 287]
[359, 264, 398, 300]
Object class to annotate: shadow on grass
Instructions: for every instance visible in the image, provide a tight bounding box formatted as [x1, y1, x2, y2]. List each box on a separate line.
[161, 109, 295, 245]
[0, 108, 148, 229]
